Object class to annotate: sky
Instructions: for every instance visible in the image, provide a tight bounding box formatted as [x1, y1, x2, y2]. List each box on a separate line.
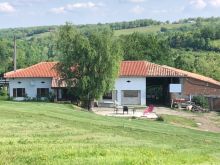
[0, 0, 220, 28]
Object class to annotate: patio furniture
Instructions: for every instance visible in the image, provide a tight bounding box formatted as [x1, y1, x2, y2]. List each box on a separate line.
[143, 104, 154, 115]
[142, 105, 158, 119]
[123, 106, 128, 114]
[114, 101, 123, 114]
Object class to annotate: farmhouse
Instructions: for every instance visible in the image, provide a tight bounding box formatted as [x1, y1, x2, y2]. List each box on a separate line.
[4, 61, 220, 109]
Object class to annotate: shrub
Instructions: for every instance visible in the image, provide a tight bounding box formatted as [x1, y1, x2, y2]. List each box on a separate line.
[160, 27, 168, 32]
[156, 115, 164, 122]
[47, 92, 55, 102]
[192, 95, 209, 109]
[24, 94, 32, 101]
[0, 87, 7, 96]
[7, 96, 13, 101]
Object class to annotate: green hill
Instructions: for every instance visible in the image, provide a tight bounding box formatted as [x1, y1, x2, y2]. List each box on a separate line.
[114, 23, 186, 36]
[1, 17, 220, 81]
[0, 100, 220, 164]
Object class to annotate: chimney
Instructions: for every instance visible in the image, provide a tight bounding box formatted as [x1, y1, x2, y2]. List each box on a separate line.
[13, 35, 16, 72]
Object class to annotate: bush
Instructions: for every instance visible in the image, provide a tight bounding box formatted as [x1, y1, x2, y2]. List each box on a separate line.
[192, 95, 209, 109]
[7, 96, 13, 101]
[156, 115, 164, 122]
[0, 87, 7, 96]
[47, 92, 55, 102]
[160, 27, 168, 32]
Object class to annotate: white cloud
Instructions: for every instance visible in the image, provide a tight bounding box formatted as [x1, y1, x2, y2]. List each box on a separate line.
[0, 2, 15, 13]
[189, 0, 207, 9]
[12, 0, 52, 7]
[129, 0, 145, 3]
[209, 0, 220, 7]
[188, 0, 220, 9]
[50, 2, 99, 14]
[152, 9, 168, 14]
[131, 5, 144, 14]
[50, 7, 66, 14]
[66, 2, 96, 10]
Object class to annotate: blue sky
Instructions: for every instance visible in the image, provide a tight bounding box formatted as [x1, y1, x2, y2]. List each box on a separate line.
[0, 0, 220, 28]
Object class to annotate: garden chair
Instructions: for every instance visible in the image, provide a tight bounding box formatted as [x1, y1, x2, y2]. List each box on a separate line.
[123, 106, 128, 114]
[143, 105, 154, 115]
[114, 100, 122, 114]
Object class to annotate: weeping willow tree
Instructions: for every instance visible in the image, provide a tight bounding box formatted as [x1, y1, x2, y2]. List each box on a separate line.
[56, 23, 122, 109]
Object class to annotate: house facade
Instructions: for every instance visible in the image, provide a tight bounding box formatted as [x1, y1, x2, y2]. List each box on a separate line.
[4, 62, 67, 101]
[4, 61, 220, 108]
[94, 61, 220, 109]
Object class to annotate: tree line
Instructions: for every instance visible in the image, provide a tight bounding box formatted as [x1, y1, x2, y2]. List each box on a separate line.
[0, 17, 220, 82]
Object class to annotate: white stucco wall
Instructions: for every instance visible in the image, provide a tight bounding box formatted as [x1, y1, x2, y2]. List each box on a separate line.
[9, 76, 147, 104]
[114, 77, 146, 105]
[9, 78, 52, 101]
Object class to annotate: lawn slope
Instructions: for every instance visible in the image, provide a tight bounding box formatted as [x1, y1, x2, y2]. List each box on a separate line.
[114, 23, 186, 36]
[0, 101, 220, 165]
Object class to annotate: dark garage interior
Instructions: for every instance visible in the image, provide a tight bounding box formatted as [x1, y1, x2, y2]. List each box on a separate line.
[146, 77, 180, 105]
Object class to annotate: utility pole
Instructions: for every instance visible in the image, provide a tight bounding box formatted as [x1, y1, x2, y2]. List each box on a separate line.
[13, 35, 16, 72]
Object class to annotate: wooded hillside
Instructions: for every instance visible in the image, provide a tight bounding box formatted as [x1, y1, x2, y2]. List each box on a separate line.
[0, 17, 220, 81]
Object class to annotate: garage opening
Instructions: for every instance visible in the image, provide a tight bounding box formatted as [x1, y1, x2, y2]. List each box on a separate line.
[146, 77, 180, 105]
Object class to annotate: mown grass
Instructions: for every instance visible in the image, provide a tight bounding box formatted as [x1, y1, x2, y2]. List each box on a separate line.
[114, 23, 186, 36]
[161, 114, 198, 128]
[0, 95, 7, 100]
[0, 100, 220, 164]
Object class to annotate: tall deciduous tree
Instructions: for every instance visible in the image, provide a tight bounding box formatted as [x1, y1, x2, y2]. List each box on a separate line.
[56, 24, 122, 109]
[0, 39, 12, 73]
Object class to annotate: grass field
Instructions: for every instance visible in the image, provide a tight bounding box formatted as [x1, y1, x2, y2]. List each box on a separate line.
[0, 101, 220, 164]
[161, 114, 198, 128]
[114, 23, 186, 36]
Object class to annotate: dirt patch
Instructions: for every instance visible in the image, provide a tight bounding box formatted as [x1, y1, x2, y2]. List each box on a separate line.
[93, 107, 220, 133]
[154, 107, 220, 132]
[191, 113, 220, 132]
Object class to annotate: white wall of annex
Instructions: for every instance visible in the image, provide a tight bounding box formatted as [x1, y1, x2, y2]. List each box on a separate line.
[9, 78, 52, 101]
[114, 77, 146, 105]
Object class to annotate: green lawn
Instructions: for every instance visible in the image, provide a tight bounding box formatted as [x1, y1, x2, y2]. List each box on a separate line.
[161, 114, 198, 128]
[114, 23, 186, 36]
[0, 101, 220, 164]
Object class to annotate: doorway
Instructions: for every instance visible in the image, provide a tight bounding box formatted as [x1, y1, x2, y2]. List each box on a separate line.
[146, 77, 180, 105]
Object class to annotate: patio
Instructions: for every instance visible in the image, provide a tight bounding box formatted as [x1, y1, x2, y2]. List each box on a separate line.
[92, 106, 158, 119]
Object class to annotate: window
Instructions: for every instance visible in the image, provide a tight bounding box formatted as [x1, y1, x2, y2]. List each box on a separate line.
[103, 92, 112, 99]
[13, 88, 25, 97]
[37, 88, 49, 97]
[124, 90, 139, 97]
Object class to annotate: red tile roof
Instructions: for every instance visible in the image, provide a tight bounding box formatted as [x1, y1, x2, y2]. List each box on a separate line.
[119, 61, 185, 77]
[4, 61, 220, 86]
[4, 62, 58, 78]
[163, 66, 220, 86]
